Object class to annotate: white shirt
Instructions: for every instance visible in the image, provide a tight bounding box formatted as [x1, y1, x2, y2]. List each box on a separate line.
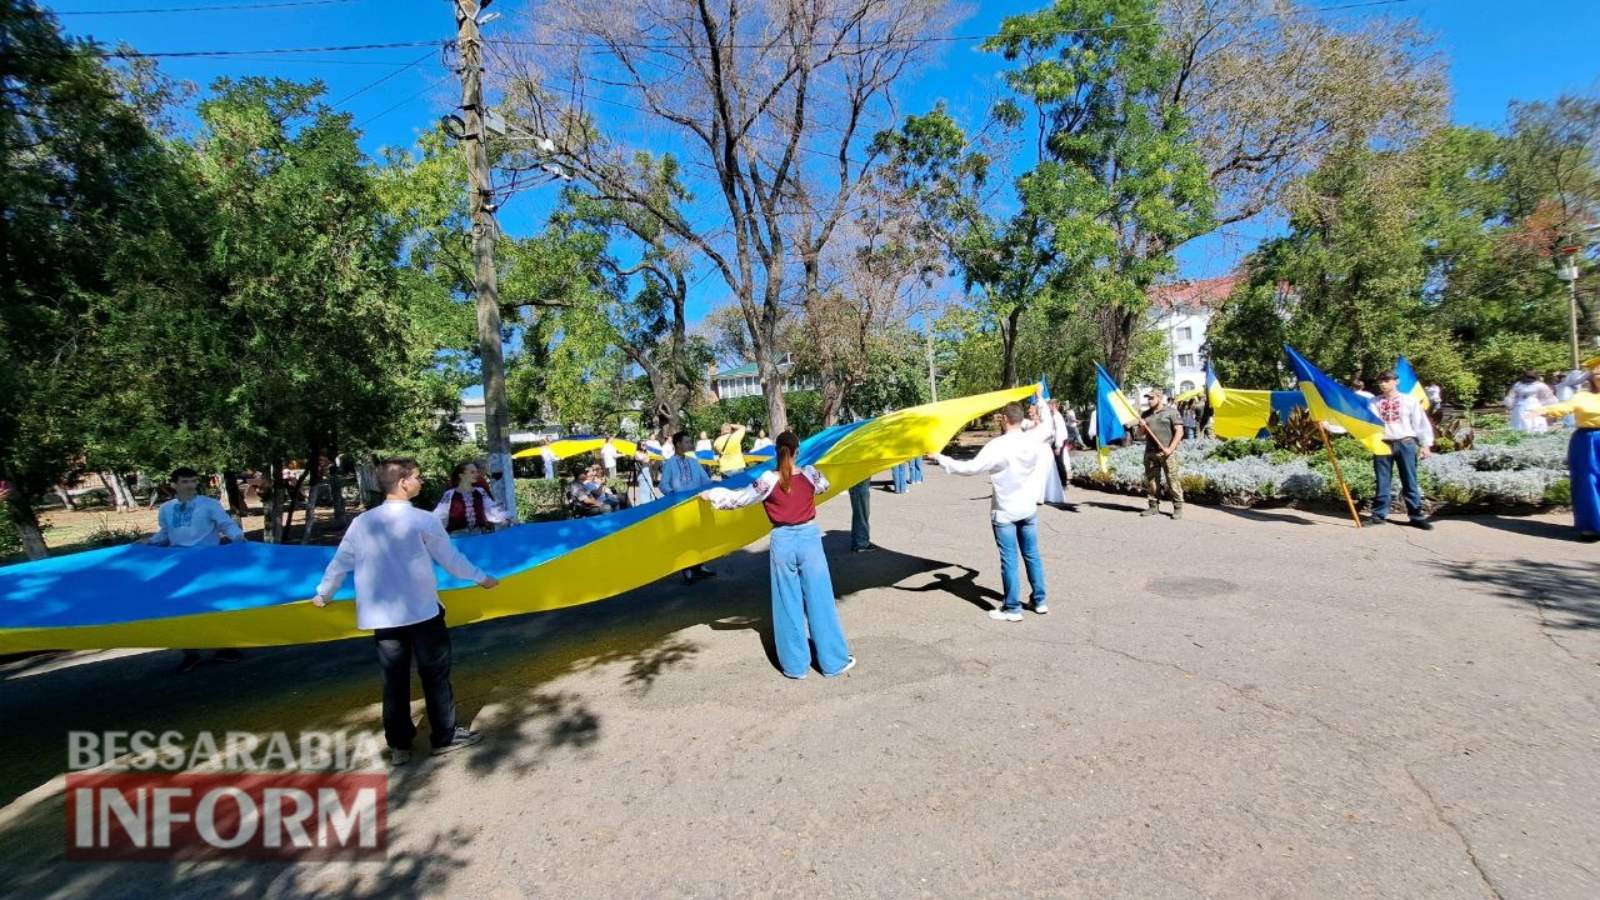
[1050, 412, 1069, 449]
[694, 438, 713, 454]
[151, 495, 243, 547]
[316, 500, 489, 630]
[702, 467, 830, 510]
[749, 437, 775, 453]
[658, 439, 676, 460]
[601, 443, 618, 468]
[937, 427, 1053, 524]
[1368, 392, 1435, 447]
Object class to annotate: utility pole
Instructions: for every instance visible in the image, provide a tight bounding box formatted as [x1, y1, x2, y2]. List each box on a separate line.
[451, 0, 516, 520]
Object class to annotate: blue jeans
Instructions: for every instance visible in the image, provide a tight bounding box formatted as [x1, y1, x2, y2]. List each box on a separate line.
[909, 456, 924, 484]
[769, 523, 851, 677]
[1372, 438, 1424, 521]
[848, 480, 871, 550]
[992, 515, 1046, 612]
[893, 463, 909, 493]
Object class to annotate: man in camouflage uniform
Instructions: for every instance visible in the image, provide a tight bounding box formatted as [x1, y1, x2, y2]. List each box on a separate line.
[1139, 388, 1186, 520]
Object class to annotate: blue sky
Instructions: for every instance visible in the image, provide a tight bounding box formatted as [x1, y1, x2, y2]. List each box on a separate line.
[52, 0, 1600, 313]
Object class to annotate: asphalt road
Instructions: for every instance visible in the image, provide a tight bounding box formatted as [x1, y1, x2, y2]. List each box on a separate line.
[1, 463, 1597, 898]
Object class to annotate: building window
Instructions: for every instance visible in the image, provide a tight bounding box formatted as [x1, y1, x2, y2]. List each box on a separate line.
[1176, 327, 1192, 341]
[1177, 354, 1195, 368]
[1179, 380, 1196, 393]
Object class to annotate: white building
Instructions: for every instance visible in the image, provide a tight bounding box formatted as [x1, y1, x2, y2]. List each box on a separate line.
[1147, 274, 1239, 396]
[449, 397, 559, 445]
[709, 360, 815, 400]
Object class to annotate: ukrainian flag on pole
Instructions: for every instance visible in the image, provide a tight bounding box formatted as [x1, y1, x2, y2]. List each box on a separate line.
[1284, 345, 1391, 456]
[1395, 356, 1430, 411]
[1094, 363, 1142, 472]
[1205, 363, 1227, 409]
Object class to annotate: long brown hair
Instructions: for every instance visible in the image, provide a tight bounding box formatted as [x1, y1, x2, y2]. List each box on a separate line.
[775, 430, 800, 493]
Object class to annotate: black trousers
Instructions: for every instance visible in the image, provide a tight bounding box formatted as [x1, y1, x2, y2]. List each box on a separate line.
[373, 609, 456, 750]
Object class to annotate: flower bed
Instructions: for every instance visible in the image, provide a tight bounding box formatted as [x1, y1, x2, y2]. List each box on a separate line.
[1070, 431, 1572, 513]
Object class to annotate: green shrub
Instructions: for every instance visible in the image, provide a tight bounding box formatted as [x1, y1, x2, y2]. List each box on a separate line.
[1178, 473, 1211, 498]
[1544, 478, 1572, 506]
[0, 507, 21, 558]
[1211, 438, 1275, 461]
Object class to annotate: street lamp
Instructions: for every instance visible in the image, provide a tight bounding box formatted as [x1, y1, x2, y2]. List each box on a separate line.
[1558, 223, 1600, 368]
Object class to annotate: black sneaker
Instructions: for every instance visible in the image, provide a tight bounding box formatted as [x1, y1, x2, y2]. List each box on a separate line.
[851, 544, 876, 553]
[1366, 516, 1388, 526]
[175, 651, 203, 674]
[430, 727, 482, 756]
[695, 565, 717, 579]
[214, 649, 243, 663]
[1409, 519, 1433, 531]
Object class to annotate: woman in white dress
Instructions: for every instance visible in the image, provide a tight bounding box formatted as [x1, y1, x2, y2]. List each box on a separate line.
[1023, 404, 1066, 505]
[1503, 371, 1557, 433]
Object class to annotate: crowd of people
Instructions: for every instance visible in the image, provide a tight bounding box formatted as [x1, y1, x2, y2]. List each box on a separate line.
[114, 359, 1600, 765]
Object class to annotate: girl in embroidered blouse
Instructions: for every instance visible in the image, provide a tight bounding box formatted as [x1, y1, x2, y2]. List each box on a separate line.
[433, 461, 509, 536]
[699, 431, 855, 679]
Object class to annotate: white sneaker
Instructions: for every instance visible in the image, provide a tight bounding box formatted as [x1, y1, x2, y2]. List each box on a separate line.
[988, 609, 1023, 623]
[824, 656, 857, 678]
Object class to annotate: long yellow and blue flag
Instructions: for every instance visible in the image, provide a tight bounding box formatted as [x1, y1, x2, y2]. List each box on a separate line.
[1205, 364, 1307, 440]
[0, 384, 1036, 652]
[1284, 345, 1390, 455]
[1094, 363, 1142, 472]
[1395, 356, 1430, 411]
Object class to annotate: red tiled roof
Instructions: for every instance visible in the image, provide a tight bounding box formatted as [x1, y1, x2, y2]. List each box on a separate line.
[1148, 274, 1241, 311]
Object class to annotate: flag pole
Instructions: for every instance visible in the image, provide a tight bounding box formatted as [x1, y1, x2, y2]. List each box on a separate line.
[1317, 423, 1362, 528]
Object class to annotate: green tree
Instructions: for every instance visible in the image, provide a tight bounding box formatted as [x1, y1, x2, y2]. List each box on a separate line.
[984, 0, 1214, 381]
[0, 3, 185, 557]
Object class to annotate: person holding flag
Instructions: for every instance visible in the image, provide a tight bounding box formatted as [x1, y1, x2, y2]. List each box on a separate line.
[1139, 388, 1186, 519]
[935, 389, 1054, 621]
[1367, 370, 1435, 529]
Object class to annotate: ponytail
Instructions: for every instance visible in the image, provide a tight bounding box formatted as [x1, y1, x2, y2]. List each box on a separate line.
[775, 430, 801, 493]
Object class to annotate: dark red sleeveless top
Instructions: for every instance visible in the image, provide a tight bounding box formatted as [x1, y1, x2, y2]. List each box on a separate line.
[763, 472, 816, 526]
[446, 488, 488, 532]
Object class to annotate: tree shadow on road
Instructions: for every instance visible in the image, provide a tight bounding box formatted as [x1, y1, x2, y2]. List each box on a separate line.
[1446, 514, 1581, 542]
[1427, 557, 1600, 632]
[0, 529, 973, 896]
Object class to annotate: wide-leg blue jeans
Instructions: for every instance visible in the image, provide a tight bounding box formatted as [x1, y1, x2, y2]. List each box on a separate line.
[769, 523, 851, 677]
[1372, 438, 1424, 521]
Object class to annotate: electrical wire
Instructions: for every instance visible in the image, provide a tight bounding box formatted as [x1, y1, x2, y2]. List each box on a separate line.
[54, 0, 360, 14]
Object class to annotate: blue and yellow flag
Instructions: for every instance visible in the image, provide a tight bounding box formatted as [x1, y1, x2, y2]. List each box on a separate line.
[1094, 363, 1142, 471]
[1205, 364, 1226, 409]
[1205, 365, 1307, 440]
[1284, 345, 1390, 455]
[1396, 356, 1430, 411]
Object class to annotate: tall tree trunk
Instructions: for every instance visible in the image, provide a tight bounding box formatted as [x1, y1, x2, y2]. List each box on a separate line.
[265, 460, 284, 544]
[222, 471, 246, 518]
[757, 348, 789, 434]
[100, 471, 133, 512]
[300, 483, 326, 545]
[52, 484, 76, 511]
[330, 468, 347, 527]
[1000, 307, 1023, 389]
[8, 492, 49, 560]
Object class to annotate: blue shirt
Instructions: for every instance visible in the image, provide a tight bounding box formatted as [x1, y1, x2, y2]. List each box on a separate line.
[659, 455, 712, 495]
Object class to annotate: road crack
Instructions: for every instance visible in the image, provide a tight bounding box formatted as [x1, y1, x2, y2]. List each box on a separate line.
[1404, 763, 1503, 899]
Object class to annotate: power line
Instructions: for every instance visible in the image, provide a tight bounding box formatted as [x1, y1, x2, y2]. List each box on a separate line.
[329, 48, 434, 109]
[355, 72, 451, 130]
[53, 0, 359, 14]
[112, 39, 442, 59]
[74, 0, 1419, 61]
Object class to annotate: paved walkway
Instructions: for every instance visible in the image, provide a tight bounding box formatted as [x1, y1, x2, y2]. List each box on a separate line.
[2, 465, 1597, 898]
